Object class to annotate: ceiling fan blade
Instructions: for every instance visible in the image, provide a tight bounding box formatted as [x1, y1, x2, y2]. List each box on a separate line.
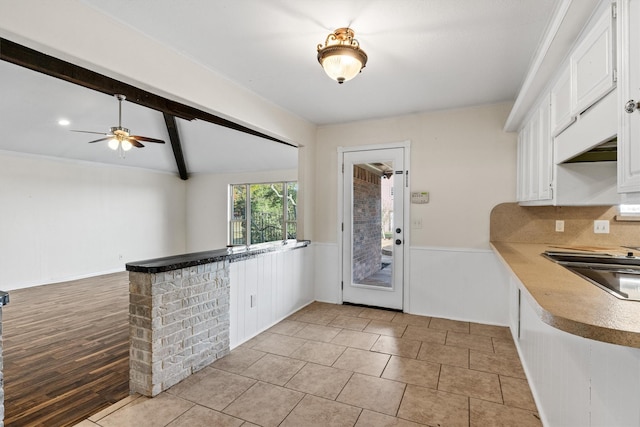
[71, 130, 110, 136]
[130, 135, 165, 144]
[127, 138, 145, 148]
[87, 137, 113, 144]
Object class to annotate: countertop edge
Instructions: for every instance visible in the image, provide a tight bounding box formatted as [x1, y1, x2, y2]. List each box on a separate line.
[491, 242, 640, 348]
[126, 240, 311, 273]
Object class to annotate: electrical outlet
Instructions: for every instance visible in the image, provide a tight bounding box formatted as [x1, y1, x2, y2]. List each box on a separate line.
[555, 220, 564, 232]
[594, 220, 610, 234]
[412, 218, 423, 229]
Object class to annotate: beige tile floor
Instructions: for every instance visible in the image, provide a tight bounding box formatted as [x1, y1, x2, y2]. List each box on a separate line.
[75, 302, 542, 427]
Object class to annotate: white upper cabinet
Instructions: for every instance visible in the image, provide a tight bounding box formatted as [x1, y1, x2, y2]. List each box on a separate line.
[618, 0, 640, 194]
[571, 4, 617, 116]
[551, 65, 574, 135]
[517, 95, 552, 204]
[538, 96, 553, 200]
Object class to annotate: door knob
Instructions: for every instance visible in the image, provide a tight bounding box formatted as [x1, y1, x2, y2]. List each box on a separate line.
[395, 239, 402, 245]
[625, 100, 640, 114]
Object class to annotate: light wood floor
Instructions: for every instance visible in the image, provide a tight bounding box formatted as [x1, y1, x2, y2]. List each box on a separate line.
[3, 272, 130, 427]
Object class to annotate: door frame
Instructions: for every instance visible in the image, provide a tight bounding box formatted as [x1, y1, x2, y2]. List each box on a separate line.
[337, 141, 411, 311]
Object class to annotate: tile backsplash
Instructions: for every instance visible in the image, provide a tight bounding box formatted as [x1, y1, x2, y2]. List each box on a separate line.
[490, 203, 640, 247]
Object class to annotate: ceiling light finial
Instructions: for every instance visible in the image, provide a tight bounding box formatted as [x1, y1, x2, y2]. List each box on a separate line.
[317, 27, 367, 84]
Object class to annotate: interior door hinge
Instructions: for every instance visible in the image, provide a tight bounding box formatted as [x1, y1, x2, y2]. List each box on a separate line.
[405, 170, 409, 187]
[613, 68, 618, 83]
[612, 2, 617, 19]
[342, 163, 344, 173]
[341, 222, 344, 232]
[341, 281, 343, 290]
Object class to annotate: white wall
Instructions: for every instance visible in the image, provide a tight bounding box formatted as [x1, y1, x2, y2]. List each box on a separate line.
[315, 102, 516, 246]
[313, 103, 517, 323]
[186, 169, 297, 252]
[0, 151, 186, 290]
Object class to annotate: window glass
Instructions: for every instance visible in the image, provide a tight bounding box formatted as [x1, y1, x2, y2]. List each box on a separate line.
[229, 181, 297, 245]
[286, 182, 297, 239]
[230, 185, 247, 245]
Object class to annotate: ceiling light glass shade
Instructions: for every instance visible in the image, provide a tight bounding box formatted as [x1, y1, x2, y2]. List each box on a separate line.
[317, 28, 367, 84]
[121, 140, 133, 151]
[108, 138, 119, 150]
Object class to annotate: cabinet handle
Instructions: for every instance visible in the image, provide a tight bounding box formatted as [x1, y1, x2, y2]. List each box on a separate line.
[625, 100, 640, 114]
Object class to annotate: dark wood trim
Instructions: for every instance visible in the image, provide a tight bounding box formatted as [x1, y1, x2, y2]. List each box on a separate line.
[162, 113, 188, 180]
[0, 38, 296, 176]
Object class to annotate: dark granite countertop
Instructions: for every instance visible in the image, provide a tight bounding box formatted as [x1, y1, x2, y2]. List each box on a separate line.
[126, 240, 310, 273]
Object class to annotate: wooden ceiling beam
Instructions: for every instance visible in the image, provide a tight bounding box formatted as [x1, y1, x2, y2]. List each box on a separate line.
[163, 113, 188, 180]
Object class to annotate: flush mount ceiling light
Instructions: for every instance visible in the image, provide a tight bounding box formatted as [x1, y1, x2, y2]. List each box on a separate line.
[317, 27, 367, 84]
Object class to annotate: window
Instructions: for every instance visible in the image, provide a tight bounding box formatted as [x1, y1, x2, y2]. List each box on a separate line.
[230, 181, 297, 245]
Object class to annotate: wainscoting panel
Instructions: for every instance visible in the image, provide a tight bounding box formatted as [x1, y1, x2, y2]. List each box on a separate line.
[312, 242, 341, 304]
[229, 246, 314, 348]
[408, 247, 509, 325]
[312, 243, 509, 325]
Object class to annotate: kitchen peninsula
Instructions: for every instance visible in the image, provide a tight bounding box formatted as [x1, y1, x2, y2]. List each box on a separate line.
[125, 240, 311, 397]
[490, 203, 640, 426]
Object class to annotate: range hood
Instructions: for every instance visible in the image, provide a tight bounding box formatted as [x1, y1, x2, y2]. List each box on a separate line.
[555, 90, 617, 164]
[563, 137, 617, 163]
[552, 90, 621, 206]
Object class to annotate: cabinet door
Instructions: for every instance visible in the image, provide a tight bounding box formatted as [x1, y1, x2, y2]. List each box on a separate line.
[571, 4, 616, 115]
[516, 132, 526, 202]
[527, 114, 540, 201]
[538, 95, 553, 200]
[517, 123, 532, 202]
[551, 66, 574, 135]
[619, 0, 640, 193]
[517, 100, 554, 203]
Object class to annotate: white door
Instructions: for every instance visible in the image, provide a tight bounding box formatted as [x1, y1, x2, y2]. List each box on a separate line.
[341, 147, 405, 310]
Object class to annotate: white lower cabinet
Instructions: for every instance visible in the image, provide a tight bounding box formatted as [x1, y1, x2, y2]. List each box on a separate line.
[508, 277, 640, 427]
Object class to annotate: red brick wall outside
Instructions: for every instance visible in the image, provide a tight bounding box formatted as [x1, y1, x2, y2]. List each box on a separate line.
[352, 166, 382, 282]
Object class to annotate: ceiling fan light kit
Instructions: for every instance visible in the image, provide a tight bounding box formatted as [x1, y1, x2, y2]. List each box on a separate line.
[317, 27, 367, 84]
[71, 94, 165, 158]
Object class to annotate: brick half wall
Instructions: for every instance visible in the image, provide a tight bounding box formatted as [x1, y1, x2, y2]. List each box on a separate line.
[129, 261, 230, 396]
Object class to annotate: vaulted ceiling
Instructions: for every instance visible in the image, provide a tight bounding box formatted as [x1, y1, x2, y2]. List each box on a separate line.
[0, 0, 558, 177]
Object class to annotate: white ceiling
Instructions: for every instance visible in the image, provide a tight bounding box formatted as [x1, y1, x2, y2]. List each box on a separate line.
[0, 0, 558, 176]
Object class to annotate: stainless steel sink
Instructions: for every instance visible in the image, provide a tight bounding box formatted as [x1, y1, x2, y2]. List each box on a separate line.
[542, 251, 640, 266]
[542, 251, 640, 301]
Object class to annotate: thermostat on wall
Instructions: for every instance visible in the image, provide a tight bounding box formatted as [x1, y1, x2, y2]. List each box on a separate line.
[411, 192, 429, 204]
